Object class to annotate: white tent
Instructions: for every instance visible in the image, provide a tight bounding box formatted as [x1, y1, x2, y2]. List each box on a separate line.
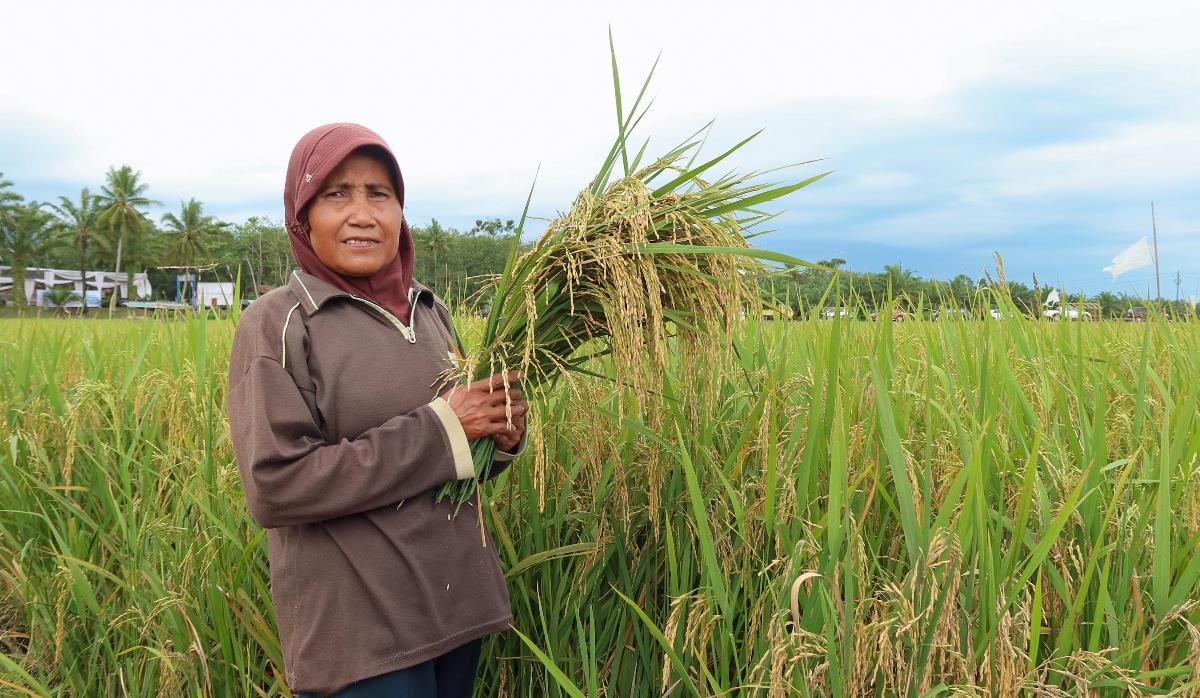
[0, 266, 152, 305]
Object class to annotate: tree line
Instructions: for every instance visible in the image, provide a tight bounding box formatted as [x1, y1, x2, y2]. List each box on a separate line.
[0, 169, 523, 311]
[763, 258, 1195, 319]
[1, 169, 1188, 317]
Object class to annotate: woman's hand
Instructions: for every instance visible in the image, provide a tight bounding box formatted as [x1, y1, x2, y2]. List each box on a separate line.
[441, 371, 529, 442]
[492, 408, 526, 453]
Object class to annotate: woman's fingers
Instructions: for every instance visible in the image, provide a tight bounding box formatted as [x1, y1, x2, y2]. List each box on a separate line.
[475, 385, 520, 402]
[470, 371, 521, 392]
[446, 395, 528, 440]
[444, 380, 521, 403]
[492, 407, 527, 450]
[465, 373, 523, 407]
[482, 389, 522, 406]
[484, 399, 528, 419]
[494, 412, 527, 431]
[443, 372, 528, 440]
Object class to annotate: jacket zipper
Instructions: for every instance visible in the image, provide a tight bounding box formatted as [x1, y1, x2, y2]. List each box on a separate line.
[347, 288, 420, 343]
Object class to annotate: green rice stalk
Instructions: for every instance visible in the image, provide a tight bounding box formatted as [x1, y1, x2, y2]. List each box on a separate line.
[435, 45, 829, 508]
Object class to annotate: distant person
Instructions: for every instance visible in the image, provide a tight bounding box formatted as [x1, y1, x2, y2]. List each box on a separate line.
[227, 123, 528, 697]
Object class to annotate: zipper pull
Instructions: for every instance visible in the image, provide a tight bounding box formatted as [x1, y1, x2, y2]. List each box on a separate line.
[407, 286, 419, 343]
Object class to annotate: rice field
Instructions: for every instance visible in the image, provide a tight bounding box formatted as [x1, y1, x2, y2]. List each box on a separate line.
[2, 306, 1199, 696]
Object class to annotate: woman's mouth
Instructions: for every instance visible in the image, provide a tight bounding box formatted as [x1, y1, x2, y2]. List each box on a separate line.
[342, 238, 379, 248]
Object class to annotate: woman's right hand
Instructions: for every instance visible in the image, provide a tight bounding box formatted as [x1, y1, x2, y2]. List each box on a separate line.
[441, 371, 529, 441]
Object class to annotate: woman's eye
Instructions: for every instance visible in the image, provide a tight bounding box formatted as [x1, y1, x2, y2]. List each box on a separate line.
[324, 190, 344, 199]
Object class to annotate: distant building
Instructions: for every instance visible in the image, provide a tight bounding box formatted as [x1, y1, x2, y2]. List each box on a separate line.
[197, 282, 236, 308]
[176, 273, 236, 308]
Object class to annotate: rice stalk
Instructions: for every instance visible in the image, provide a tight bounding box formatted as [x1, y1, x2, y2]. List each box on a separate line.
[437, 44, 828, 507]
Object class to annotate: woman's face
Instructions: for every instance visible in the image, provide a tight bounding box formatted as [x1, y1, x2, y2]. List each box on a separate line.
[306, 149, 403, 277]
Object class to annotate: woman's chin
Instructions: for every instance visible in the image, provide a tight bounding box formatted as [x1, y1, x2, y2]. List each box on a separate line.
[328, 254, 393, 278]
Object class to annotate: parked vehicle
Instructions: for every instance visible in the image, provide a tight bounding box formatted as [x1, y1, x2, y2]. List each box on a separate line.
[1124, 306, 1148, 322]
[1044, 307, 1092, 321]
[1043, 290, 1097, 321]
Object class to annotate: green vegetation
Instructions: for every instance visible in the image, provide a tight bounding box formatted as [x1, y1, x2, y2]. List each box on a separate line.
[0, 203, 56, 308]
[0, 171, 1187, 317]
[769, 261, 1195, 319]
[2, 302, 1199, 695]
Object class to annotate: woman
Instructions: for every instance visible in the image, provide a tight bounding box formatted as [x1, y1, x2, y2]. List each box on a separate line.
[227, 123, 528, 697]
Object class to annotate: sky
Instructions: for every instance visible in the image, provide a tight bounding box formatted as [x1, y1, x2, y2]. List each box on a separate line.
[3, 0, 1197, 297]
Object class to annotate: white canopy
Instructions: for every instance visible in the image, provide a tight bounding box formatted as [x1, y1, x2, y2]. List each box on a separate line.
[0, 266, 152, 303]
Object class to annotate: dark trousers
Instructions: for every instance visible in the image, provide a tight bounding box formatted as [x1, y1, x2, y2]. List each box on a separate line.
[296, 638, 482, 698]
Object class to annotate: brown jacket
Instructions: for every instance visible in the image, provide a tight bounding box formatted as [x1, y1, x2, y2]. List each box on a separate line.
[227, 269, 523, 694]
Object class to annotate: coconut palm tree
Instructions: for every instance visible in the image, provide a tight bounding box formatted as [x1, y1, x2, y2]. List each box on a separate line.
[424, 218, 452, 290]
[0, 173, 23, 246]
[0, 172, 21, 209]
[949, 274, 974, 307]
[161, 199, 229, 303]
[47, 189, 102, 314]
[0, 203, 55, 307]
[95, 166, 157, 310]
[124, 217, 164, 299]
[1093, 291, 1124, 319]
[883, 263, 921, 295]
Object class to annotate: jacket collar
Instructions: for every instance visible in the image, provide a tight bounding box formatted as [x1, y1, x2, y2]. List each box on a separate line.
[288, 269, 433, 315]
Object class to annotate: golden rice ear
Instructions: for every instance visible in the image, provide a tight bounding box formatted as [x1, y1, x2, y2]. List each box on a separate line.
[435, 162, 776, 510]
[435, 47, 823, 511]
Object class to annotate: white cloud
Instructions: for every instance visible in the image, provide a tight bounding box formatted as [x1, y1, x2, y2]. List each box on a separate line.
[982, 120, 1200, 199]
[3, 1, 1194, 207]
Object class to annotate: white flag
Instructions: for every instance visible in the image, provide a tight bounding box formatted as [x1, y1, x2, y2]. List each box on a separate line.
[1103, 236, 1155, 281]
[1045, 289, 1060, 306]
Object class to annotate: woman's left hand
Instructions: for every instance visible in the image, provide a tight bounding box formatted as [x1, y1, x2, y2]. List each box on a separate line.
[493, 409, 527, 453]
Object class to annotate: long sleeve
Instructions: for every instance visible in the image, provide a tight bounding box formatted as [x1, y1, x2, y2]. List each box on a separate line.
[228, 354, 473, 528]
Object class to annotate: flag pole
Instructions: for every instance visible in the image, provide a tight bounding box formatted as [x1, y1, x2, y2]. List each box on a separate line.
[1151, 202, 1161, 300]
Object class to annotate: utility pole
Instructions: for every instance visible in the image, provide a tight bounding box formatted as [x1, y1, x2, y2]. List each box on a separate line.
[1176, 270, 1182, 304]
[1151, 202, 1161, 300]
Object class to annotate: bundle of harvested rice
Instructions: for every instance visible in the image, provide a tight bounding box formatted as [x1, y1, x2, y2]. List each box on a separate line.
[436, 44, 828, 508]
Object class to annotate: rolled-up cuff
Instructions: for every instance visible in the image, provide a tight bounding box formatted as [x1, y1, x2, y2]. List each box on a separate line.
[493, 430, 528, 463]
[429, 397, 474, 479]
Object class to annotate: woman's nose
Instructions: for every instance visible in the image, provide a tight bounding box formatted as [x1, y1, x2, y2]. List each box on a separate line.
[347, 193, 373, 225]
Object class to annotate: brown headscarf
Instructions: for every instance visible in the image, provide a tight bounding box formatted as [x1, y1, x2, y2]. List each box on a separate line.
[284, 123, 416, 323]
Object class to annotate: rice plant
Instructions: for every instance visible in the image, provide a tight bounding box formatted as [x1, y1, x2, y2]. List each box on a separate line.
[437, 36, 828, 507]
[2, 292, 1199, 696]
